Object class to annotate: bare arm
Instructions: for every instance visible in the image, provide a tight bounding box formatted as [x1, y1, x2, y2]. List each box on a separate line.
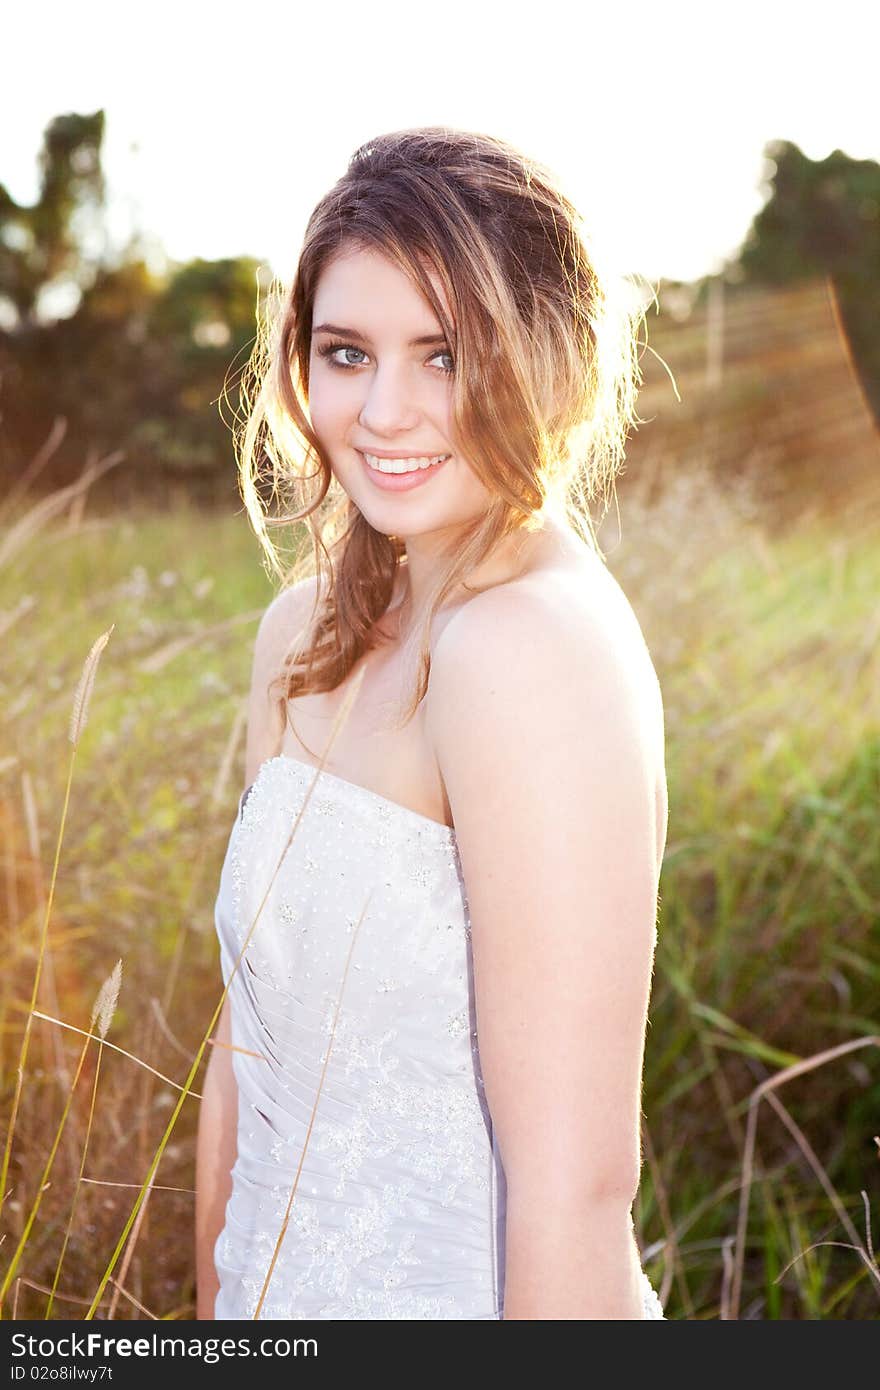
[195, 996, 237, 1319]
[194, 574, 320, 1318]
[426, 583, 666, 1319]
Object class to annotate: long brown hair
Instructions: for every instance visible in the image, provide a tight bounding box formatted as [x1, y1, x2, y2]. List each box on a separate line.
[233, 126, 646, 737]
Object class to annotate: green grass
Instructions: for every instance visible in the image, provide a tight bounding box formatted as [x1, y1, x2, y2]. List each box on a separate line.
[1, 470, 878, 1319]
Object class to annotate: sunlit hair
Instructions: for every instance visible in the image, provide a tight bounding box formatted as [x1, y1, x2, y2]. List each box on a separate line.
[233, 125, 647, 739]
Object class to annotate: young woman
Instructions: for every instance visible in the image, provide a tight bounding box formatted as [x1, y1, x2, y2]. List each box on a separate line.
[195, 127, 668, 1320]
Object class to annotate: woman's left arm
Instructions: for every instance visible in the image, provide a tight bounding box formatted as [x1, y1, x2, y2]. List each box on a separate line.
[426, 583, 665, 1320]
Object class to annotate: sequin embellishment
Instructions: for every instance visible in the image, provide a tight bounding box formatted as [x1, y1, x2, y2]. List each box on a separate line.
[212, 755, 665, 1320]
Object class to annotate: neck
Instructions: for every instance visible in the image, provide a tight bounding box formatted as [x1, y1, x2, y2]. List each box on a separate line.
[395, 506, 577, 617]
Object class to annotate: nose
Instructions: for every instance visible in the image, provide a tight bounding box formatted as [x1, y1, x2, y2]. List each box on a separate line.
[358, 363, 422, 436]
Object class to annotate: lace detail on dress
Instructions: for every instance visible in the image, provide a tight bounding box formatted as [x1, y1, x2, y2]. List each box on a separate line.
[640, 1270, 665, 1319]
[212, 755, 664, 1321]
[219, 1177, 490, 1320]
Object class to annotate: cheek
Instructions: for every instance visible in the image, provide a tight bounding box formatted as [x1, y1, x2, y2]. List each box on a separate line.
[455, 454, 492, 503]
[307, 364, 359, 426]
[434, 461, 494, 525]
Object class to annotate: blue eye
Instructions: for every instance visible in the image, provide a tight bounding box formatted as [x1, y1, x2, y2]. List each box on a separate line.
[319, 342, 368, 368]
[316, 340, 455, 375]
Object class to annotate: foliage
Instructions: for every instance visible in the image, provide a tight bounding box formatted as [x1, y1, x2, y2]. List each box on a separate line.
[0, 111, 106, 323]
[733, 140, 880, 419]
[0, 113, 269, 505]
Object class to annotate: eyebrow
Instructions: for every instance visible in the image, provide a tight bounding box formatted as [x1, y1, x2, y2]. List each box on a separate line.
[312, 322, 448, 347]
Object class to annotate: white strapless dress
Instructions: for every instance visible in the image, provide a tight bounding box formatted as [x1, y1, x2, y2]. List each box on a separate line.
[211, 754, 665, 1320]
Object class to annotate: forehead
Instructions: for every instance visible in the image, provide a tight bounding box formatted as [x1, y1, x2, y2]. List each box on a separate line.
[312, 246, 450, 332]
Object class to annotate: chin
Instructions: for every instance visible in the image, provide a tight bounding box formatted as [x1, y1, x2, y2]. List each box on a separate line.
[357, 500, 453, 538]
[333, 457, 486, 537]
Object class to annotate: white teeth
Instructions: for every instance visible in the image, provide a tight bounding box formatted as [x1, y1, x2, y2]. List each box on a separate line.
[364, 452, 449, 475]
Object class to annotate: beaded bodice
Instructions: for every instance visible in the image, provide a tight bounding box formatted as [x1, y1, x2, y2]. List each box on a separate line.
[211, 754, 664, 1320]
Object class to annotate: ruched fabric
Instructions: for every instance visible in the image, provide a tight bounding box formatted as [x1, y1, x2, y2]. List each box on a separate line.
[211, 755, 665, 1320]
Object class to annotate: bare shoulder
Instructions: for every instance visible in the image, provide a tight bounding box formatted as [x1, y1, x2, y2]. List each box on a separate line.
[425, 557, 668, 870]
[255, 572, 322, 652]
[428, 556, 664, 745]
[244, 573, 321, 783]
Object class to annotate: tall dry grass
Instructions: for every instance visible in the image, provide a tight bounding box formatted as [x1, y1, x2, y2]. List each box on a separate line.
[1, 439, 878, 1319]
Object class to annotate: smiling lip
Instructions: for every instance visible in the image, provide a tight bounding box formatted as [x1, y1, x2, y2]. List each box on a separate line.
[356, 448, 447, 459]
[357, 450, 450, 492]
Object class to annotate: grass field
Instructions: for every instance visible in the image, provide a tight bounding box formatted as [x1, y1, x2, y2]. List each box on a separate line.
[1, 456, 879, 1319]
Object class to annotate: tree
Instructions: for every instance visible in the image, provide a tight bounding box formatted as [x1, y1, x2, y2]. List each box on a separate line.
[733, 139, 880, 419]
[0, 111, 271, 503]
[0, 111, 107, 327]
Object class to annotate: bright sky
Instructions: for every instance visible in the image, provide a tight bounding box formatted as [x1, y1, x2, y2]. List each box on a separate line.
[6, 0, 878, 289]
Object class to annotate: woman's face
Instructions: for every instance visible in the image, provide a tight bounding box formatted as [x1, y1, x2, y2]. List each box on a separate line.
[307, 246, 494, 541]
